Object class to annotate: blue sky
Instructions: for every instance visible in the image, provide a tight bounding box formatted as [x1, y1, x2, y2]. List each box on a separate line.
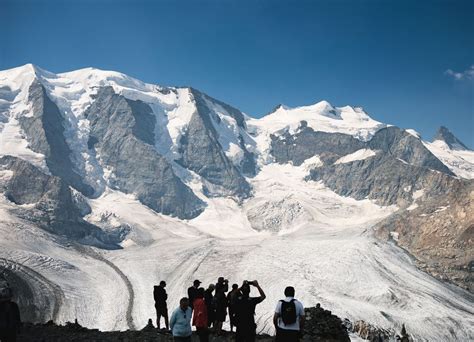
[1, 0, 473, 146]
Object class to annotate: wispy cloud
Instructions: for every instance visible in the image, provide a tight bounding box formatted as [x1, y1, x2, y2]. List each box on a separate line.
[445, 65, 474, 81]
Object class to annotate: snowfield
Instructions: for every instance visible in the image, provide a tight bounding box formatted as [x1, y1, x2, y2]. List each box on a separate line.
[1, 163, 473, 341]
[424, 140, 474, 179]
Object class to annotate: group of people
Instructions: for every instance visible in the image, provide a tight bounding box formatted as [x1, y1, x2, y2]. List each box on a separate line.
[153, 278, 305, 342]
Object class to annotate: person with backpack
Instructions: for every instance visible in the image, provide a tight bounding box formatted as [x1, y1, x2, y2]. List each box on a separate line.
[234, 280, 266, 342]
[192, 288, 209, 342]
[273, 286, 305, 342]
[187, 279, 201, 310]
[170, 297, 192, 342]
[0, 283, 21, 342]
[153, 280, 169, 331]
[226, 283, 240, 332]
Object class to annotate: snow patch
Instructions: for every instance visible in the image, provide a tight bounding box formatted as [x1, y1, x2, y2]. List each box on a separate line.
[390, 231, 399, 241]
[335, 149, 377, 165]
[0, 117, 48, 171]
[424, 140, 474, 179]
[412, 189, 424, 200]
[203, 97, 246, 167]
[301, 155, 323, 170]
[406, 203, 418, 211]
[405, 129, 421, 138]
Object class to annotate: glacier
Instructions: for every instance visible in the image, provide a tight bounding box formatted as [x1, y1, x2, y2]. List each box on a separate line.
[0, 64, 473, 341]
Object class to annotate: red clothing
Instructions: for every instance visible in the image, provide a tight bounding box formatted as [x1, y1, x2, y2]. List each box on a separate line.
[192, 298, 208, 328]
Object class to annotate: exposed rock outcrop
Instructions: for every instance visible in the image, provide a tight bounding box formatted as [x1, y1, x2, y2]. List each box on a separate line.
[301, 127, 457, 207]
[178, 89, 252, 197]
[270, 125, 365, 166]
[433, 126, 469, 150]
[85, 86, 205, 219]
[19, 80, 94, 196]
[14, 303, 354, 341]
[375, 179, 474, 292]
[0, 155, 125, 246]
[301, 304, 350, 341]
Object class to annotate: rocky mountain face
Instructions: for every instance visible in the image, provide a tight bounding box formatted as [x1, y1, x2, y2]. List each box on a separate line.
[375, 180, 473, 292]
[84, 86, 204, 219]
[177, 88, 252, 198]
[0, 64, 472, 299]
[434, 126, 469, 150]
[21, 81, 94, 197]
[272, 125, 455, 207]
[0, 155, 126, 246]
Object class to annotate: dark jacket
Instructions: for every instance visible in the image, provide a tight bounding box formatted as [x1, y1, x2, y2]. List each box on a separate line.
[188, 286, 199, 308]
[154, 286, 168, 307]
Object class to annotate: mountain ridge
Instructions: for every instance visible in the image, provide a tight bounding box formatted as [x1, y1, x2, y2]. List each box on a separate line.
[0, 64, 473, 341]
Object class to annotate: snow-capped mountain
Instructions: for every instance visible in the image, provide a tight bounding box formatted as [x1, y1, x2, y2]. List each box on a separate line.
[0, 64, 473, 341]
[423, 126, 474, 179]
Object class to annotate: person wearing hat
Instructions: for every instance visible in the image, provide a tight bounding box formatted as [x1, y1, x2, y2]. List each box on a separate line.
[0, 282, 21, 342]
[187, 279, 201, 310]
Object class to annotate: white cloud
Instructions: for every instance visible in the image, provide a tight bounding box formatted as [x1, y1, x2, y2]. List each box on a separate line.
[445, 65, 474, 81]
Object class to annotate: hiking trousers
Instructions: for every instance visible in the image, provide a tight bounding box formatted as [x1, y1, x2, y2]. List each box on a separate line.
[236, 328, 256, 342]
[173, 336, 191, 342]
[196, 327, 209, 342]
[276, 328, 300, 342]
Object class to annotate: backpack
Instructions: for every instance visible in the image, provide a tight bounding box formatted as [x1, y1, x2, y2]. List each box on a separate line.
[280, 299, 297, 325]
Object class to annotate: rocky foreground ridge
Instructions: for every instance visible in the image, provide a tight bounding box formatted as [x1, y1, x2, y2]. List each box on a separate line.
[15, 304, 411, 342]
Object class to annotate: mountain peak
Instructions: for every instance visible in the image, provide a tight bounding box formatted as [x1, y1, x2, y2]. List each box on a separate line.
[433, 126, 469, 150]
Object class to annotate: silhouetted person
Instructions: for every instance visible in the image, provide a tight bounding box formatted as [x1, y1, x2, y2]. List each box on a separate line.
[203, 284, 215, 328]
[227, 283, 240, 332]
[234, 280, 266, 342]
[153, 280, 169, 330]
[192, 288, 209, 342]
[170, 297, 192, 342]
[0, 285, 21, 342]
[214, 277, 229, 334]
[273, 286, 304, 342]
[187, 279, 201, 310]
[215, 277, 229, 293]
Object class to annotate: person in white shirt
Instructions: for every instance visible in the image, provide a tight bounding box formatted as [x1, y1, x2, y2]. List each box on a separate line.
[273, 286, 305, 342]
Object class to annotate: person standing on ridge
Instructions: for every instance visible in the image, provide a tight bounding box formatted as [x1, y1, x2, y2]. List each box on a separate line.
[170, 297, 192, 342]
[273, 286, 305, 342]
[153, 280, 169, 331]
[234, 280, 266, 342]
[227, 283, 240, 332]
[188, 279, 201, 310]
[214, 277, 229, 335]
[192, 288, 209, 342]
[203, 284, 215, 328]
[0, 283, 21, 342]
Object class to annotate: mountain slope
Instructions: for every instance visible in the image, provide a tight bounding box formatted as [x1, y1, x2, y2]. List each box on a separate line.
[0, 64, 473, 341]
[424, 126, 474, 179]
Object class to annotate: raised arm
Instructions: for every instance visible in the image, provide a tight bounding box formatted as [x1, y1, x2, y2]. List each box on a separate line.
[253, 280, 266, 300]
